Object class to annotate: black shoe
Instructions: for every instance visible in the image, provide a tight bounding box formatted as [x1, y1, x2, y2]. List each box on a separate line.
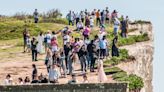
[35, 60, 38, 61]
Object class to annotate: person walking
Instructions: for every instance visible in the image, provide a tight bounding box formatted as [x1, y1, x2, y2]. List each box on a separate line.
[33, 9, 39, 23]
[96, 10, 101, 26]
[31, 37, 38, 61]
[78, 45, 87, 73]
[37, 32, 44, 54]
[66, 11, 74, 26]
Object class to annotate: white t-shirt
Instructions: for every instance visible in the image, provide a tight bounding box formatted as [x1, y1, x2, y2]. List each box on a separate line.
[114, 18, 120, 29]
[63, 35, 70, 45]
[45, 33, 52, 43]
[90, 18, 94, 26]
[99, 31, 106, 40]
[77, 22, 83, 28]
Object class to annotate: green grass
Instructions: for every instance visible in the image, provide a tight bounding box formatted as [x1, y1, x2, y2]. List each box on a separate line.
[118, 33, 149, 46]
[104, 49, 129, 65]
[104, 67, 144, 91]
[104, 67, 123, 73]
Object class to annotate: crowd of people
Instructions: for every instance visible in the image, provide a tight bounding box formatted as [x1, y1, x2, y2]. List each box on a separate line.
[3, 7, 129, 85]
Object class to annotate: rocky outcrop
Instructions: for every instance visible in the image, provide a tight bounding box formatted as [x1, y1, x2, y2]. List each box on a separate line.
[118, 22, 154, 92]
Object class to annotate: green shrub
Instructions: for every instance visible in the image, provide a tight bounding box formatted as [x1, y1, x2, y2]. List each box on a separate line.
[118, 33, 149, 46]
[112, 71, 127, 80]
[106, 67, 144, 91]
[104, 49, 129, 65]
[126, 74, 144, 91]
[104, 67, 123, 73]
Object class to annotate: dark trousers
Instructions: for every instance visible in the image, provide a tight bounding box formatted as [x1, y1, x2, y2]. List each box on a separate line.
[32, 50, 37, 61]
[81, 18, 84, 23]
[76, 18, 80, 25]
[100, 49, 106, 58]
[96, 18, 101, 26]
[34, 18, 38, 23]
[90, 54, 96, 71]
[64, 45, 68, 69]
[69, 20, 74, 26]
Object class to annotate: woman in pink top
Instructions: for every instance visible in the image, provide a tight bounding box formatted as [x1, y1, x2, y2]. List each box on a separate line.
[83, 26, 90, 40]
[51, 37, 58, 53]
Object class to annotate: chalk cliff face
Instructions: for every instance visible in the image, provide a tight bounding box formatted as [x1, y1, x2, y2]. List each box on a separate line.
[119, 23, 154, 92]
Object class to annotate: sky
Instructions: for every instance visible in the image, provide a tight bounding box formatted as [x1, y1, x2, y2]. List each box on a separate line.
[0, 0, 164, 92]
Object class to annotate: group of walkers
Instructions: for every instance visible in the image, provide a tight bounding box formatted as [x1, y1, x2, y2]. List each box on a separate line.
[3, 7, 129, 85]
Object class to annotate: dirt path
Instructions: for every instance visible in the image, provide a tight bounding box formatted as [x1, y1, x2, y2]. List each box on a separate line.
[0, 27, 146, 84]
[0, 50, 115, 84]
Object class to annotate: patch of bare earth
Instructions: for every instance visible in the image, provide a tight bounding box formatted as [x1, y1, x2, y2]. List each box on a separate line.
[0, 49, 114, 84]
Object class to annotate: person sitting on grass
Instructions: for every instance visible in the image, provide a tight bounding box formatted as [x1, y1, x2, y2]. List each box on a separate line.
[76, 20, 84, 32]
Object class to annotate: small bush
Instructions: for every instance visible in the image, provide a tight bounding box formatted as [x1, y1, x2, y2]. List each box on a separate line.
[126, 74, 144, 91]
[118, 33, 149, 46]
[104, 49, 129, 65]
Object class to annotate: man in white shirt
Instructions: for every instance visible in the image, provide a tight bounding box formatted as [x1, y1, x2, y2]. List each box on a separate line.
[63, 33, 70, 46]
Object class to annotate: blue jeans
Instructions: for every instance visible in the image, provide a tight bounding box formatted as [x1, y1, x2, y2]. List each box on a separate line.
[114, 28, 118, 36]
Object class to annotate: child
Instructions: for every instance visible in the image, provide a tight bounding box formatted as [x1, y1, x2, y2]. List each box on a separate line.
[82, 74, 89, 83]
[26, 35, 31, 53]
[97, 60, 107, 83]
[59, 50, 67, 78]
[45, 49, 53, 72]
